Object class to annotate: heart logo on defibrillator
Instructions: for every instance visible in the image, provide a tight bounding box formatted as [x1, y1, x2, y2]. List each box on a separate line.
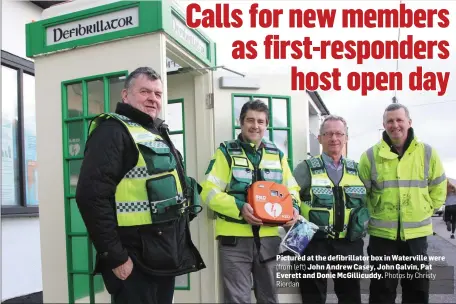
[264, 202, 283, 218]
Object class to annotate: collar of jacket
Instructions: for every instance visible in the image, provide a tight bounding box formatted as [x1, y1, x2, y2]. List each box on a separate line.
[321, 152, 344, 164]
[379, 128, 418, 159]
[115, 102, 165, 130]
[236, 133, 266, 153]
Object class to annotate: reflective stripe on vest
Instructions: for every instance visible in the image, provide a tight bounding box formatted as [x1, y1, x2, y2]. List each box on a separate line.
[369, 217, 431, 229]
[366, 143, 446, 190]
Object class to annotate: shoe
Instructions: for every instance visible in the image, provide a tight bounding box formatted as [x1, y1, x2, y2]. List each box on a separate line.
[451, 234, 455, 239]
[447, 221, 451, 232]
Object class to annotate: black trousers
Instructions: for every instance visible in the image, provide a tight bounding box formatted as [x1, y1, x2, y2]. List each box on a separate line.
[445, 205, 456, 233]
[297, 238, 364, 304]
[368, 235, 430, 304]
[102, 266, 175, 304]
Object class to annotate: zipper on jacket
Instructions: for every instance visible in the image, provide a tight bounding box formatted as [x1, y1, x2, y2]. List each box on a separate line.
[332, 161, 345, 238]
[332, 186, 345, 238]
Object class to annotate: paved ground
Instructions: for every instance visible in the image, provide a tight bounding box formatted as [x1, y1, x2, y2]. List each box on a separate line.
[276, 214, 456, 303]
[320, 215, 456, 304]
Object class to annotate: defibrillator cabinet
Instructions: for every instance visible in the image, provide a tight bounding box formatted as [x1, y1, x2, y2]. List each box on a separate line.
[26, 0, 217, 302]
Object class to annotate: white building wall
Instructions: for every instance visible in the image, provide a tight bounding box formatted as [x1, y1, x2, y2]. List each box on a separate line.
[309, 114, 322, 157]
[1, 0, 42, 60]
[1, 218, 43, 301]
[1, 1, 43, 302]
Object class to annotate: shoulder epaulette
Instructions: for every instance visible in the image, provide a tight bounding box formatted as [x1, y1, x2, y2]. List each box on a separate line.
[263, 141, 279, 155]
[344, 158, 358, 175]
[108, 113, 142, 127]
[223, 140, 243, 156]
[305, 157, 326, 175]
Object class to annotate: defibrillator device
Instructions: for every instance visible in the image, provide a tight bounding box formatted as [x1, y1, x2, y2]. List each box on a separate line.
[247, 181, 294, 225]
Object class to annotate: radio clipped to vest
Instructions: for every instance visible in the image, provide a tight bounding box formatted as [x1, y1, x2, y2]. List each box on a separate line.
[247, 181, 294, 225]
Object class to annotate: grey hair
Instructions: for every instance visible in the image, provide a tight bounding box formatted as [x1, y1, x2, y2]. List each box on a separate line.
[383, 103, 411, 121]
[319, 115, 348, 136]
[124, 67, 162, 91]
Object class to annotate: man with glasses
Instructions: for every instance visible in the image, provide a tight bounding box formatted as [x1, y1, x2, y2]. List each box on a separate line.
[359, 103, 447, 304]
[292, 115, 369, 304]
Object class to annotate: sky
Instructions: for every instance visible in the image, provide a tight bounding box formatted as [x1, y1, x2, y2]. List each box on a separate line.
[178, 0, 456, 178]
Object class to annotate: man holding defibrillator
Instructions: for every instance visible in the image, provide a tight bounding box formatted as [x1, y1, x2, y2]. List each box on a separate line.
[293, 115, 370, 304]
[200, 100, 301, 303]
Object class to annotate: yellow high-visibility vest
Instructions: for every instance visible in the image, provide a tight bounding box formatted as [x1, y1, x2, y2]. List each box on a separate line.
[201, 139, 300, 237]
[301, 155, 369, 240]
[88, 113, 186, 226]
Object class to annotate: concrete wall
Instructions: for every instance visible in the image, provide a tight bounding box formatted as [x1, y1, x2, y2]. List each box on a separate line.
[1, 218, 43, 301]
[167, 71, 219, 303]
[1, 1, 43, 302]
[167, 73, 202, 302]
[33, 33, 167, 303]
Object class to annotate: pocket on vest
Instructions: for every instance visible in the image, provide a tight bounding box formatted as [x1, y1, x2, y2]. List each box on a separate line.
[344, 186, 367, 209]
[261, 169, 283, 184]
[138, 142, 177, 174]
[146, 174, 181, 223]
[346, 206, 370, 242]
[186, 176, 203, 221]
[311, 188, 333, 208]
[229, 168, 252, 201]
[308, 209, 330, 227]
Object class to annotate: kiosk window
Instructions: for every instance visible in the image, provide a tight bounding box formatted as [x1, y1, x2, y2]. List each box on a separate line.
[233, 95, 252, 126]
[1, 51, 38, 216]
[167, 98, 187, 169]
[231, 94, 293, 168]
[61, 71, 128, 302]
[67, 83, 83, 117]
[109, 76, 125, 112]
[87, 80, 104, 116]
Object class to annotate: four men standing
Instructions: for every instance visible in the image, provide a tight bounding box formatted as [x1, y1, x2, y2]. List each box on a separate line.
[76, 66, 447, 304]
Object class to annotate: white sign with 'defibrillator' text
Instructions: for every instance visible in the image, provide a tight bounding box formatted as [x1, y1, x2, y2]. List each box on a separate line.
[46, 7, 139, 46]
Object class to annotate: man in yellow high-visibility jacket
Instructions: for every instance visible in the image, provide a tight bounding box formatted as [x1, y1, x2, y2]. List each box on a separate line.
[200, 100, 301, 303]
[359, 103, 447, 304]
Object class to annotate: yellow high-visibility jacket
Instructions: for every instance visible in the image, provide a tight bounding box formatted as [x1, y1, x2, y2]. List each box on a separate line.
[359, 136, 447, 241]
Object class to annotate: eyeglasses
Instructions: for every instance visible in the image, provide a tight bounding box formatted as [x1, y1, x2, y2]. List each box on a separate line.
[321, 132, 346, 138]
